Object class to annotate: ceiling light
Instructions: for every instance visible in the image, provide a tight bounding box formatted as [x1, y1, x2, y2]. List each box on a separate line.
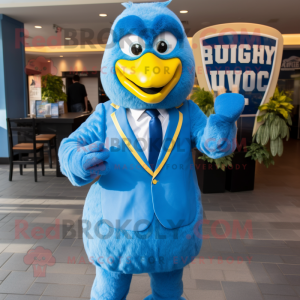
[180, 10, 188, 14]
[99, 14, 107, 17]
[65, 37, 71, 40]
[60, 55, 63, 57]
[35, 25, 42, 29]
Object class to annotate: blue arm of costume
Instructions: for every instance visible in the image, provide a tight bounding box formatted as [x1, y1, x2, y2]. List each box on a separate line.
[58, 104, 110, 186]
[189, 93, 245, 159]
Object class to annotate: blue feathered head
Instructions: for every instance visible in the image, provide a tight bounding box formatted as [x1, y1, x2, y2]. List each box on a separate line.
[100, 0, 195, 109]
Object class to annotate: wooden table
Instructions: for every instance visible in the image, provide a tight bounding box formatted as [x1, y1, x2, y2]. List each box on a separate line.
[28, 112, 91, 177]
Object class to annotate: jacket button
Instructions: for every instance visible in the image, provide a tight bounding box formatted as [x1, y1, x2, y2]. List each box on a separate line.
[152, 179, 158, 184]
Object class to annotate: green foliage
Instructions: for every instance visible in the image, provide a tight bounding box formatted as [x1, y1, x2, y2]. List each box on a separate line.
[42, 74, 67, 103]
[258, 87, 293, 119]
[253, 87, 293, 157]
[244, 143, 274, 168]
[198, 153, 234, 171]
[191, 87, 215, 117]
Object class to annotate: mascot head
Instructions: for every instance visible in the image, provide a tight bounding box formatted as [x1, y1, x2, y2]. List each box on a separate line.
[101, 0, 195, 109]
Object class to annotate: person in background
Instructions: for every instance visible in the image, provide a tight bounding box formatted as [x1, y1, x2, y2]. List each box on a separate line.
[67, 75, 88, 112]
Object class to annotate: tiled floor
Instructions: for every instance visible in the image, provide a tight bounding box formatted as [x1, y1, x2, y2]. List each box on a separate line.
[0, 139, 299, 300]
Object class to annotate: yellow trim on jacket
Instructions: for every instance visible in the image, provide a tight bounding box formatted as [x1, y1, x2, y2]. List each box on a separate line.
[111, 112, 154, 177]
[111, 103, 120, 109]
[153, 111, 183, 180]
[110, 103, 183, 180]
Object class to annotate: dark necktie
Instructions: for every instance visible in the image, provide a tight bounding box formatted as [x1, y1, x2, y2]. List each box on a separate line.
[145, 109, 162, 171]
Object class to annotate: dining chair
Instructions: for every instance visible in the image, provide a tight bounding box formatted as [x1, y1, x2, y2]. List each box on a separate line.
[35, 134, 57, 168]
[7, 118, 45, 182]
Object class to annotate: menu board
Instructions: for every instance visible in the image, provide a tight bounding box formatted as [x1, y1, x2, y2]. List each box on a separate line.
[51, 103, 59, 117]
[28, 75, 42, 114]
[36, 101, 50, 118]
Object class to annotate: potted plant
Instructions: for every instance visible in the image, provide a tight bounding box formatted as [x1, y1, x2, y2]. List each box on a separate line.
[226, 87, 293, 192]
[191, 87, 233, 193]
[225, 143, 274, 192]
[244, 143, 275, 167]
[194, 152, 233, 193]
[253, 87, 293, 156]
[42, 74, 67, 103]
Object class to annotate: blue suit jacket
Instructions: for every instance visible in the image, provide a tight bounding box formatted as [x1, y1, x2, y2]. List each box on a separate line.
[101, 101, 198, 231]
[59, 100, 237, 232]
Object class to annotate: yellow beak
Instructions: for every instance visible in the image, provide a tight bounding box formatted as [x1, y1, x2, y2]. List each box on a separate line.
[115, 53, 182, 104]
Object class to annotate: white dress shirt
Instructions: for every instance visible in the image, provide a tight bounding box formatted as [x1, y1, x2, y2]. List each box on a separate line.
[126, 108, 169, 160]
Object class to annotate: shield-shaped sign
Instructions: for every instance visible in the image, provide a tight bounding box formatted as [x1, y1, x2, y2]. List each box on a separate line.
[192, 23, 283, 135]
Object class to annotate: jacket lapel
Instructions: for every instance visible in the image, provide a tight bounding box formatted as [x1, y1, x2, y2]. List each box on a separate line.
[111, 106, 154, 177]
[153, 108, 183, 179]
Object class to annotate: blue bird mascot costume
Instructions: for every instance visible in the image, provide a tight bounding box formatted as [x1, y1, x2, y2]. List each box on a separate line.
[59, 1, 244, 299]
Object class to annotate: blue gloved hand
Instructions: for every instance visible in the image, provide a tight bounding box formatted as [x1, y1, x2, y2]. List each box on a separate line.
[214, 93, 245, 122]
[79, 141, 110, 178]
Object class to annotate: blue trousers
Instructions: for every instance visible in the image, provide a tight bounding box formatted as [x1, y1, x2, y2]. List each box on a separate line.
[91, 266, 185, 300]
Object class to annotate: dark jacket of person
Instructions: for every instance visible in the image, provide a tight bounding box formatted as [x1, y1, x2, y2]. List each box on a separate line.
[67, 82, 87, 111]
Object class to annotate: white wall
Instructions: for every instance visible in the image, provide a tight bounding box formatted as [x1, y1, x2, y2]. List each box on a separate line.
[80, 77, 99, 111]
[25, 53, 104, 109]
[25, 54, 103, 76]
[50, 55, 103, 76]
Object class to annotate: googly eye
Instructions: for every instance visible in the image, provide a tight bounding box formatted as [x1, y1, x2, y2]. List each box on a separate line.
[130, 43, 143, 56]
[153, 32, 177, 55]
[119, 34, 145, 57]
